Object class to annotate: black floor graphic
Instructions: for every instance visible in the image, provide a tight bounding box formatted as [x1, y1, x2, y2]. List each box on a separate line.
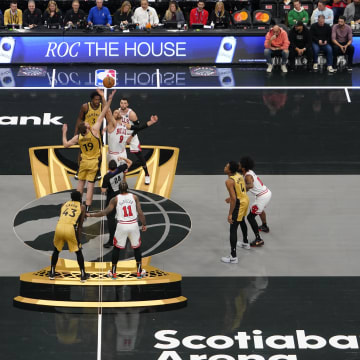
[4, 276, 360, 360]
[1, 88, 360, 175]
[14, 189, 191, 262]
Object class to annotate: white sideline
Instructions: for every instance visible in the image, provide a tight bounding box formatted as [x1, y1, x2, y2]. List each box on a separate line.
[0, 86, 359, 91]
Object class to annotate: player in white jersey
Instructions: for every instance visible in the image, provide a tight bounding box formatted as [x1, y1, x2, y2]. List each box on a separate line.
[118, 98, 152, 185]
[87, 181, 147, 279]
[240, 156, 272, 247]
[96, 91, 158, 168]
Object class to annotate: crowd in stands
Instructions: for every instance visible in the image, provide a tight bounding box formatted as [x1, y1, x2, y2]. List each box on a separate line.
[265, 0, 356, 73]
[0, 0, 358, 72]
[0, 0, 356, 29]
[0, 0, 237, 28]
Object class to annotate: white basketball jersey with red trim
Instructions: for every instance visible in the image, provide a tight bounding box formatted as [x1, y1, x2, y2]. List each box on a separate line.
[116, 193, 138, 223]
[108, 123, 128, 155]
[245, 170, 268, 197]
[119, 108, 134, 136]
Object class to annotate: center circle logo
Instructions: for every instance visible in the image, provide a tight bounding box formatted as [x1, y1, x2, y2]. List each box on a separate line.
[13, 189, 191, 262]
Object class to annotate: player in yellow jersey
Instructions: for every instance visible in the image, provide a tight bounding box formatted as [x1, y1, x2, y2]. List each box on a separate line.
[74, 91, 103, 181]
[75, 91, 103, 131]
[221, 161, 250, 264]
[49, 191, 89, 282]
[62, 89, 116, 211]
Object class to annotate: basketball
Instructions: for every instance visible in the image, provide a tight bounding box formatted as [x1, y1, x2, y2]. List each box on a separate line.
[103, 75, 115, 88]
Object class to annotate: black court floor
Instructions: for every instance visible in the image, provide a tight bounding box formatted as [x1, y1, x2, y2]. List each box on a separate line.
[1, 65, 360, 360]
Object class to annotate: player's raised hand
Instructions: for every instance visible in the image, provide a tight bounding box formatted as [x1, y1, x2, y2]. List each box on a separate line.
[96, 88, 104, 98]
[149, 115, 158, 125]
[62, 124, 68, 133]
[108, 89, 117, 100]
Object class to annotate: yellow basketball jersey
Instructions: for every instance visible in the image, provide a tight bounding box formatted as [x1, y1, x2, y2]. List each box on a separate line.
[58, 201, 82, 225]
[84, 102, 102, 128]
[230, 173, 248, 201]
[78, 130, 101, 159]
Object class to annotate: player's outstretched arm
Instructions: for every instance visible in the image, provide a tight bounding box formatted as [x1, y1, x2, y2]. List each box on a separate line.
[62, 124, 79, 148]
[117, 157, 133, 169]
[125, 115, 158, 133]
[134, 195, 147, 231]
[97, 89, 117, 131]
[92, 89, 117, 133]
[87, 196, 117, 218]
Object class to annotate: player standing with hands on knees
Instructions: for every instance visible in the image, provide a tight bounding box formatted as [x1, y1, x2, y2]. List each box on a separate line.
[87, 181, 147, 279]
[62, 89, 116, 211]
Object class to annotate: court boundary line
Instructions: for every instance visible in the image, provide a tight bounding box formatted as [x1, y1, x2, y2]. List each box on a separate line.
[345, 87, 351, 103]
[1, 86, 360, 91]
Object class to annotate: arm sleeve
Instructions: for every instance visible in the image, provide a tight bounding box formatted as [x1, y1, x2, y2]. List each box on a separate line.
[106, 8, 112, 24]
[18, 9, 23, 25]
[287, 10, 295, 26]
[264, 31, 271, 48]
[129, 123, 148, 136]
[326, 9, 334, 24]
[203, 10, 209, 25]
[117, 164, 128, 173]
[153, 8, 159, 24]
[102, 175, 109, 190]
[331, 25, 337, 42]
[281, 32, 290, 50]
[4, 10, 9, 25]
[189, 9, 195, 25]
[178, 10, 185, 23]
[313, 9, 319, 24]
[87, 8, 93, 22]
[310, 24, 318, 43]
[303, 10, 309, 24]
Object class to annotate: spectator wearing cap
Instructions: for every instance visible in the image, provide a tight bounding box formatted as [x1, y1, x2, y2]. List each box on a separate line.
[332, 15, 354, 71]
[288, 0, 309, 26]
[310, 14, 334, 72]
[289, 20, 313, 71]
[311, 1, 334, 25]
[264, 25, 290, 73]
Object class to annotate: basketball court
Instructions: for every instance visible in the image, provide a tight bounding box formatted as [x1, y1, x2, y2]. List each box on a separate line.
[1, 64, 360, 360]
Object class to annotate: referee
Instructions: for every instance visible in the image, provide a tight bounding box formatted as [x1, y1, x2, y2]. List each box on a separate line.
[102, 157, 132, 248]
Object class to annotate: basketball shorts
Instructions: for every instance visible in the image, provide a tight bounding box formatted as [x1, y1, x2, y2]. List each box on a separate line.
[129, 135, 142, 153]
[78, 157, 100, 182]
[53, 223, 81, 252]
[113, 221, 141, 249]
[107, 150, 128, 166]
[233, 196, 250, 222]
[251, 189, 272, 215]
